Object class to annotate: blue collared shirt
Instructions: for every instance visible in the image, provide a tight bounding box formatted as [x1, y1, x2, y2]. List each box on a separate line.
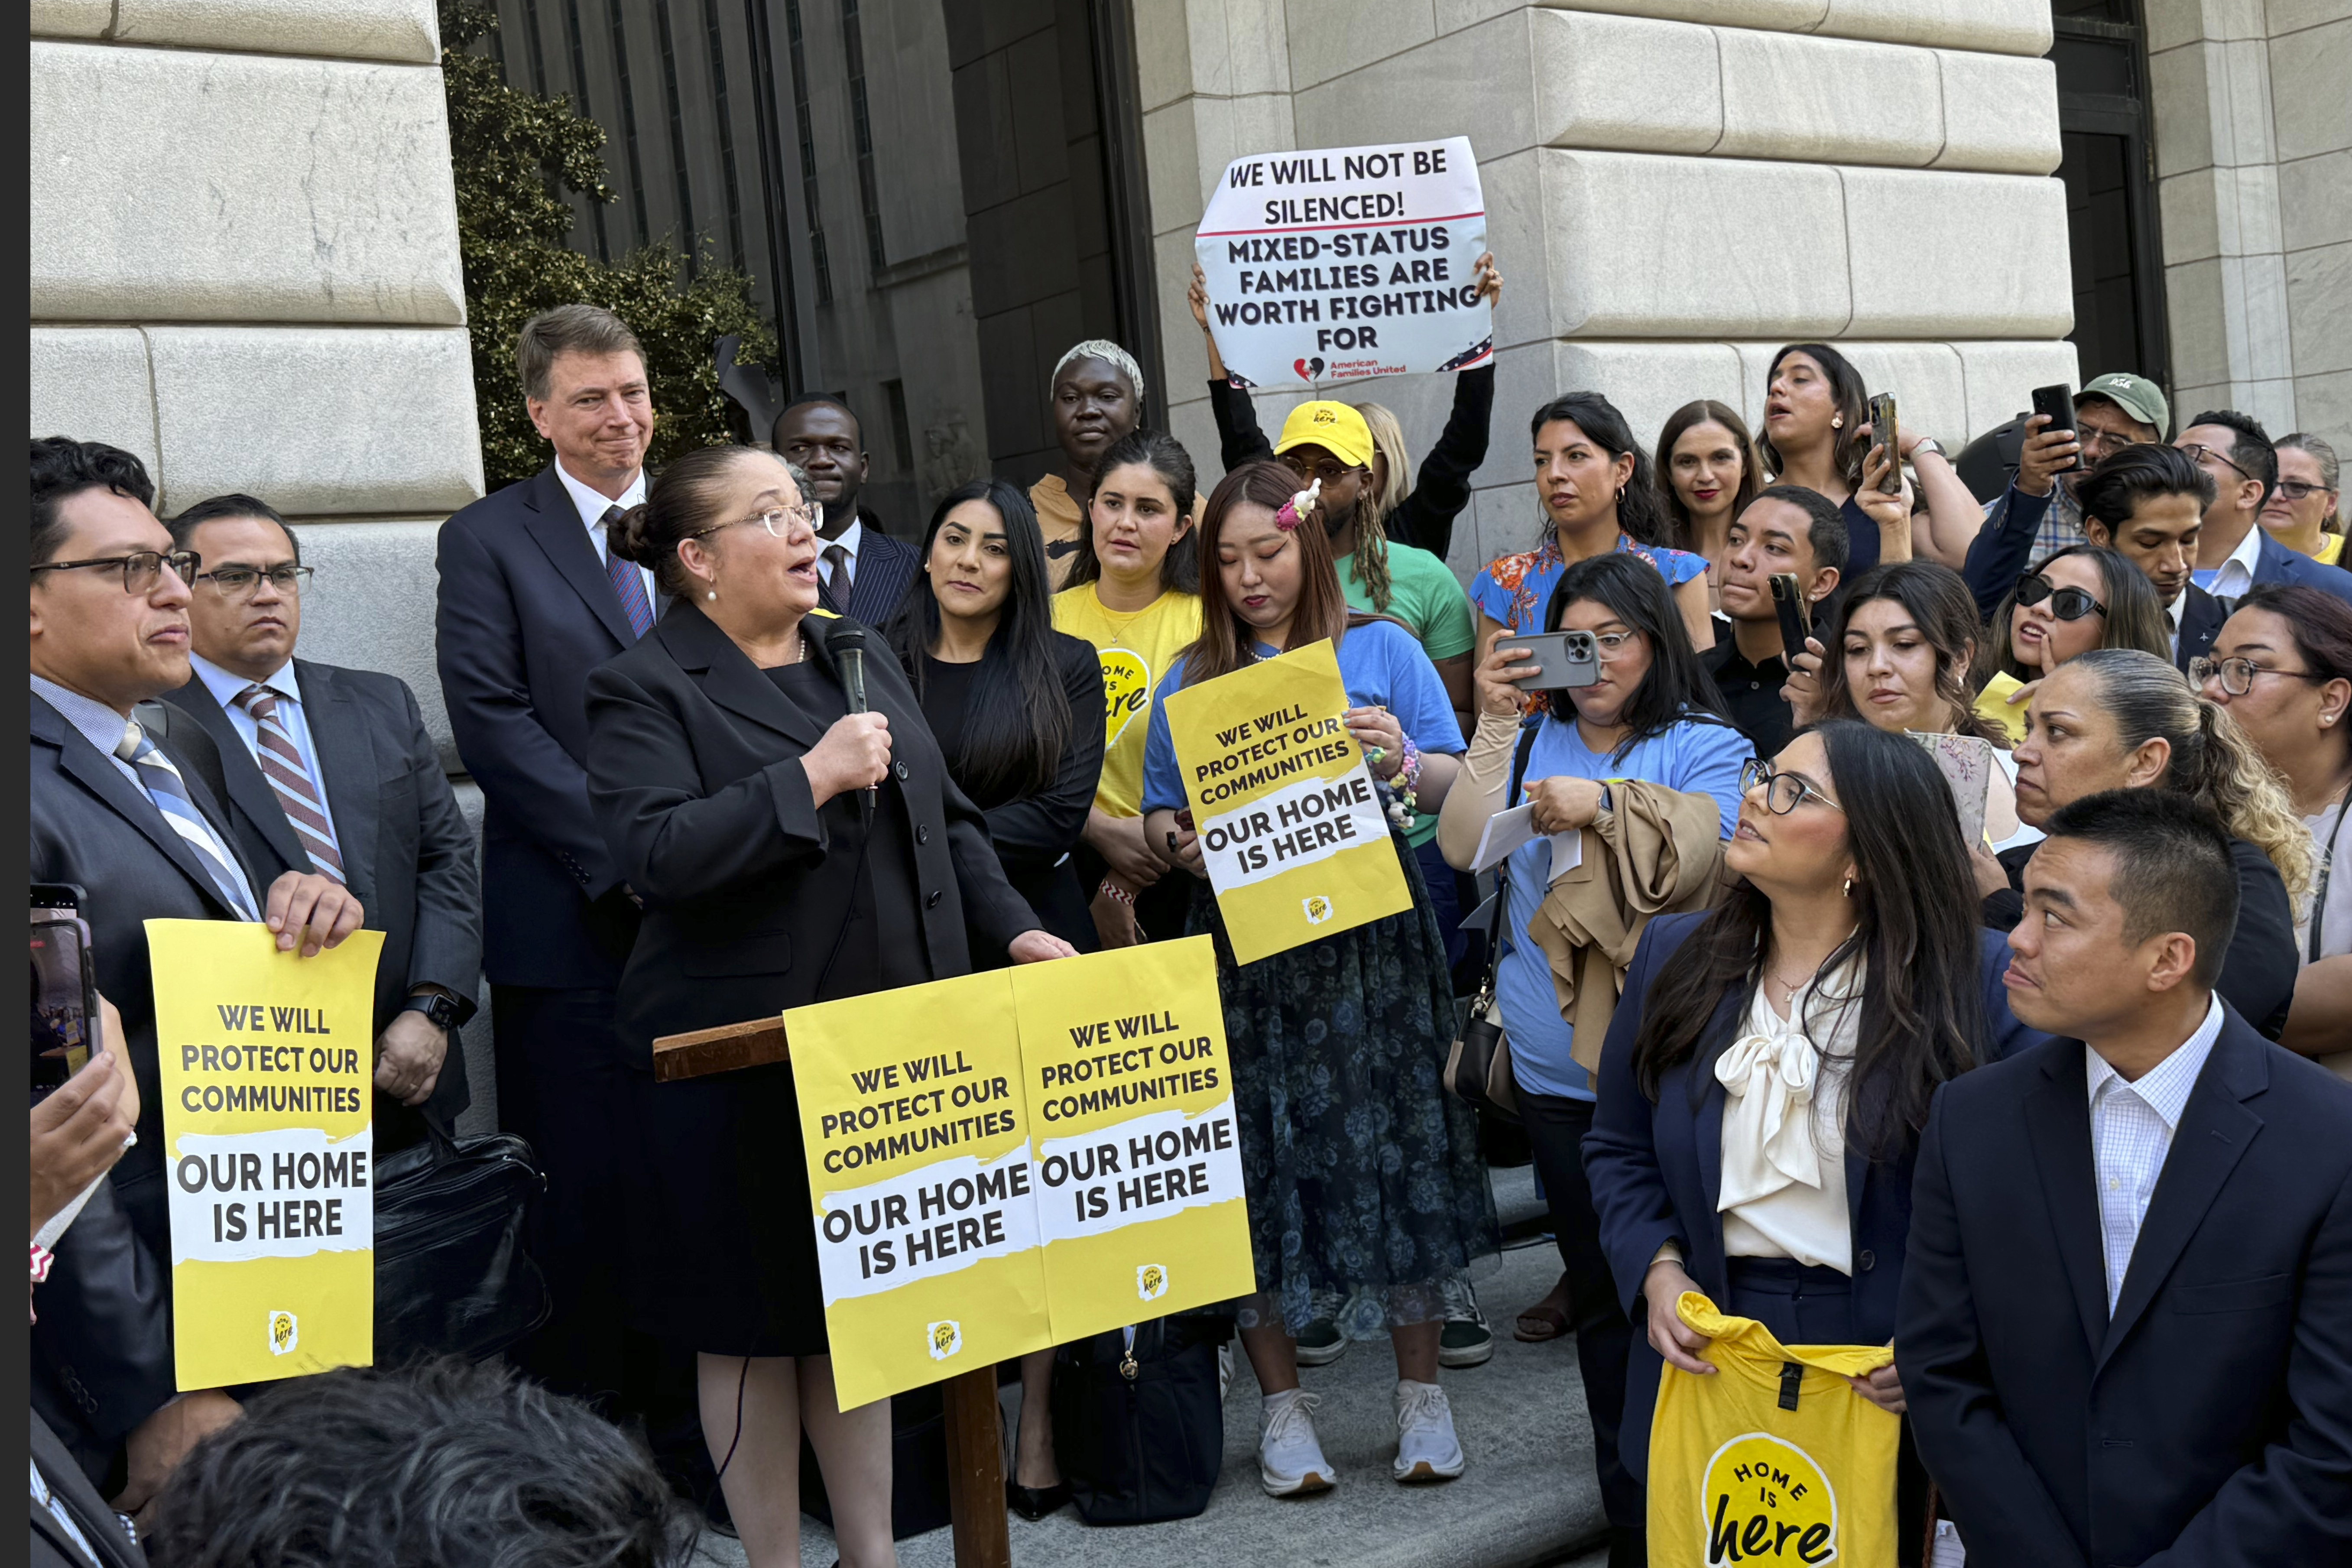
[189, 654, 345, 865]
[30, 674, 143, 789]
[2086, 992, 2226, 1314]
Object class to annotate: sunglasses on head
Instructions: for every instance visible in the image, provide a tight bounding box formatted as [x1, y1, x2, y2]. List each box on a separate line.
[2014, 572, 2105, 622]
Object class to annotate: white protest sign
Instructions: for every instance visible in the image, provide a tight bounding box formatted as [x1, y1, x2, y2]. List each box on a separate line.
[1194, 136, 1490, 389]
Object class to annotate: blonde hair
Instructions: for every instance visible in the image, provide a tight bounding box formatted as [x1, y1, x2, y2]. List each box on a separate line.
[2064, 650, 2314, 904]
[1354, 402, 1411, 515]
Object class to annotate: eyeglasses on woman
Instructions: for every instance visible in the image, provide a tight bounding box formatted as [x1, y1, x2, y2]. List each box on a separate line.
[1740, 757, 1845, 815]
[2190, 655, 2329, 697]
[689, 501, 823, 542]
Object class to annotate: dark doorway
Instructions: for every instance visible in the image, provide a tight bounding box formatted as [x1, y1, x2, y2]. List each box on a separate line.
[2048, 1, 2170, 393]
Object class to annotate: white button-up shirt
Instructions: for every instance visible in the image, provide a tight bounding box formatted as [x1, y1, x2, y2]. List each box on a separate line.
[553, 459, 655, 606]
[2085, 992, 2225, 1314]
[2194, 519, 2264, 603]
[821, 516, 865, 590]
[189, 653, 345, 865]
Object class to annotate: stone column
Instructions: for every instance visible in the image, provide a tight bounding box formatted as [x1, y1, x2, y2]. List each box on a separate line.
[1136, 0, 2082, 578]
[2150, 0, 2349, 451]
[30, 0, 490, 1121]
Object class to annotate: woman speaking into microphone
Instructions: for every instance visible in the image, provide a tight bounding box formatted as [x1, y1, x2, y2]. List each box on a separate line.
[584, 445, 1075, 1568]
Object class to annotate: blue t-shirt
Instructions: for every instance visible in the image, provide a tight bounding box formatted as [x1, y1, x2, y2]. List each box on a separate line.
[1140, 620, 1466, 815]
[1496, 711, 1749, 1101]
[1470, 534, 1712, 635]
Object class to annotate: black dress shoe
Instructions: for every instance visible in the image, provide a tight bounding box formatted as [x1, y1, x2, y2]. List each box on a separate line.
[1006, 1480, 1071, 1520]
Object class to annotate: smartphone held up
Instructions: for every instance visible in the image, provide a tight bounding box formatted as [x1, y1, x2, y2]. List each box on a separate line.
[31, 883, 99, 1103]
[1495, 630, 1600, 690]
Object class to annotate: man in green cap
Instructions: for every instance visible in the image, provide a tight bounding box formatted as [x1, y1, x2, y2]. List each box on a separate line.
[1964, 372, 2171, 611]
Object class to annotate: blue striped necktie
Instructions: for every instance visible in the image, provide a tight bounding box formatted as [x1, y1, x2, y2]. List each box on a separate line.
[116, 720, 261, 921]
[603, 505, 655, 639]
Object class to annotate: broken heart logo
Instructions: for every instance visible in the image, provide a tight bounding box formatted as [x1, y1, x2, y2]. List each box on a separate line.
[1292, 356, 1325, 380]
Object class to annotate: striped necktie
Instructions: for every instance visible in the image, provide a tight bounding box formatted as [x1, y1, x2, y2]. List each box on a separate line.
[114, 721, 261, 920]
[602, 505, 655, 640]
[234, 685, 347, 883]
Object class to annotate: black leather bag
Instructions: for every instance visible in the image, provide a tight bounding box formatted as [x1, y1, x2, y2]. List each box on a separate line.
[798, 1384, 953, 1540]
[1051, 1316, 1228, 1525]
[373, 1129, 550, 1366]
[1444, 720, 1543, 1126]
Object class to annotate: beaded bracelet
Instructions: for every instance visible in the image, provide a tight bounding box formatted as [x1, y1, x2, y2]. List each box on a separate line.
[1382, 733, 1424, 830]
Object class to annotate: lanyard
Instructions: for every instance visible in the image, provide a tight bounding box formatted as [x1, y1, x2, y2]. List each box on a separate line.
[2312, 788, 2351, 965]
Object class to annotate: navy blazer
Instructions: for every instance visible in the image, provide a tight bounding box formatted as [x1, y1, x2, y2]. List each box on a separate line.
[819, 519, 921, 628]
[156, 661, 480, 1126]
[2172, 582, 2225, 675]
[436, 464, 649, 988]
[2251, 525, 2352, 605]
[1582, 910, 2049, 1480]
[1897, 1010, 2352, 1568]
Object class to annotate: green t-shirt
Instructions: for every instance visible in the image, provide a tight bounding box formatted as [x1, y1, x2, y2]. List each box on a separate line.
[1338, 539, 1473, 847]
[1339, 539, 1477, 661]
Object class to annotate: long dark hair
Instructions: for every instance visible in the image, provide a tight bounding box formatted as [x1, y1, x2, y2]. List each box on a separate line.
[1756, 343, 1869, 489]
[1061, 429, 1200, 594]
[1542, 552, 1731, 752]
[1816, 560, 2004, 743]
[1182, 461, 1356, 687]
[1629, 721, 1987, 1156]
[1654, 399, 1762, 551]
[889, 479, 1072, 798]
[1529, 392, 1673, 548]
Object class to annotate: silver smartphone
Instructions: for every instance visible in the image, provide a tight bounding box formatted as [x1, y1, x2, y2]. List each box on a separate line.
[1495, 630, 1599, 689]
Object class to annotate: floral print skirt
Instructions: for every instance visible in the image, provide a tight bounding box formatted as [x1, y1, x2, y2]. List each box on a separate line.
[1187, 831, 1500, 1338]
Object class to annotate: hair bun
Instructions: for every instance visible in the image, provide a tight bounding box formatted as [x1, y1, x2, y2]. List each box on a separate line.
[606, 502, 655, 567]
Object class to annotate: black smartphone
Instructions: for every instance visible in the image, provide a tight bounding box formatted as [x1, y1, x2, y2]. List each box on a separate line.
[1768, 574, 1811, 667]
[1495, 630, 1599, 689]
[2030, 383, 2077, 471]
[31, 883, 98, 1103]
[1866, 392, 1901, 494]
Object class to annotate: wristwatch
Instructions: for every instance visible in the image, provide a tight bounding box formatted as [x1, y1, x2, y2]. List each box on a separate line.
[1911, 437, 1946, 461]
[400, 991, 460, 1030]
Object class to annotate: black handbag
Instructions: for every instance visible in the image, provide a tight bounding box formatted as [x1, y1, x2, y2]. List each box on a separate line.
[798, 1384, 953, 1540]
[1444, 720, 1544, 1125]
[1051, 1316, 1229, 1525]
[372, 1128, 550, 1366]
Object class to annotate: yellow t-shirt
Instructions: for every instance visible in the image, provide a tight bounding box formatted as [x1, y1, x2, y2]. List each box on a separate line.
[2315, 532, 2345, 567]
[1647, 1293, 1898, 1568]
[1051, 584, 1203, 818]
[1030, 474, 1086, 592]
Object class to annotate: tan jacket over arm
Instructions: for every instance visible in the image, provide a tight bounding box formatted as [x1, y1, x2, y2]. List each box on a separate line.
[1435, 708, 1525, 871]
[1530, 780, 1727, 1075]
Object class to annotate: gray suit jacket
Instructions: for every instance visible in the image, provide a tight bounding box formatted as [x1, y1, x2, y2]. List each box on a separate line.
[154, 661, 480, 1130]
[30, 1411, 146, 1568]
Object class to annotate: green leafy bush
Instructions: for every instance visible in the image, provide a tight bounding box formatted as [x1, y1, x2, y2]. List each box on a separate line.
[441, 0, 776, 489]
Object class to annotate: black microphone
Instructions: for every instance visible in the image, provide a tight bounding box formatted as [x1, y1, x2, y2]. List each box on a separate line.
[829, 624, 877, 818]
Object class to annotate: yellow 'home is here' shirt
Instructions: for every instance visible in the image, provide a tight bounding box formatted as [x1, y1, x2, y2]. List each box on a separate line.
[1647, 1293, 1899, 1568]
[1051, 583, 1203, 819]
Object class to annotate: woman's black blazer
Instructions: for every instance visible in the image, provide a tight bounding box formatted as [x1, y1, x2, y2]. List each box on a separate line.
[584, 601, 1038, 1064]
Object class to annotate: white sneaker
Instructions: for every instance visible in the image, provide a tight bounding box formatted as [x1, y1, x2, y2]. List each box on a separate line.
[1259, 1389, 1336, 1497]
[1218, 1341, 1234, 1402]
[1392, 1379, 1465, 1482]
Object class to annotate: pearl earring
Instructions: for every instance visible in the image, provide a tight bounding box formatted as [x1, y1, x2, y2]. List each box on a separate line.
[1843, 876, 1855, 898]
[1832, 414, 1845, 430]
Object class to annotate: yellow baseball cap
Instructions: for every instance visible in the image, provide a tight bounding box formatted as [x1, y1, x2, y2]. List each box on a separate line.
[1274, 401, 1376, 473]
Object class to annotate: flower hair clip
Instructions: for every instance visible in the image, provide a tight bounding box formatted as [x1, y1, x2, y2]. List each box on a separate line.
[1275, 478, 1321, 532]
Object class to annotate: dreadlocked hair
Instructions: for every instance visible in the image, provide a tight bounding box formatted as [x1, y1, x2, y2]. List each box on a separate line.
[1352, 502, 1397, 613]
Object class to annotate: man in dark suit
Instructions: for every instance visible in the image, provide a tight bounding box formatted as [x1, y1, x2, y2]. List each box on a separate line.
[433, 304, 668, 1412]
[2072, 442, 2230, 674]
[773, 394, 920, 625]
[29, 437, 361, 1498]
[32, 1411, 146, 1568]
[156, 493, 480, 1151]
[1899, 789, 2352, 1567]
[2180, 409, 2352, 608]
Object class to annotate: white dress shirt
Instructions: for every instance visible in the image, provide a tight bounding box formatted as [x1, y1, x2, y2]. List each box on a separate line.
[2085, 992, 2225, 1314]
[1716, 961, 1862, 1273]
[189, 653, 345, 864]
[553, 459, 655, 606]
[2194, 519, 2264, 602]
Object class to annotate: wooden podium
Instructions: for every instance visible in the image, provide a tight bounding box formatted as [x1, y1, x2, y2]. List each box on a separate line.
[655, 1016, 1012, 1568]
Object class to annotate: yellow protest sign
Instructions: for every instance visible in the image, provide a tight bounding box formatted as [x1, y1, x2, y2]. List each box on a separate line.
[1160, 638, 1410, 964]
[785, 942, 1253, 1406]
[1011, 938, 1255, 1342]
[148, 920, 382, 1390]
[788, 970, 1051, 1410]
